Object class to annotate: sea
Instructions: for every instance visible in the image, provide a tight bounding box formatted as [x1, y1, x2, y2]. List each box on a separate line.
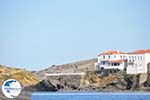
[31, 92, 150, 100]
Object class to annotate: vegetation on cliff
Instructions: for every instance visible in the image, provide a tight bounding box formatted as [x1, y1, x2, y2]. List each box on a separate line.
[0, 65, 39, 86]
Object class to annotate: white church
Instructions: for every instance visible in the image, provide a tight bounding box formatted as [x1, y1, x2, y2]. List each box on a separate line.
[95, 49, 150, 74]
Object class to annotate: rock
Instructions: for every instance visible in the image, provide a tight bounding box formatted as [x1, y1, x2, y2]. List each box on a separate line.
[124, 75, 133, 90]
[56, 84, 64, 89]
[139, 73, 147, 84]
[35, 80, 58, 91]
[144, 73, 150, 87]
[36, 58, 97, 77]
[124, 74, 141, 90]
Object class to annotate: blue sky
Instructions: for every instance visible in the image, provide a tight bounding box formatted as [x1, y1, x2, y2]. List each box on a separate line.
[0, 0, 150, 71]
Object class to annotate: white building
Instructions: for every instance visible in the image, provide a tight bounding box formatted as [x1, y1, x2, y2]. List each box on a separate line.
[126, 50, 150, 74]
[95, 49, 150, 74]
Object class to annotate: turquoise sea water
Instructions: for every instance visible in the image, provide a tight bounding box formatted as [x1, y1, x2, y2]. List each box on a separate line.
[31, 92, 150, 100]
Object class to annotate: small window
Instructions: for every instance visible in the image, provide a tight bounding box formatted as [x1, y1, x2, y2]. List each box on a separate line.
[129, 56, 131, 60]
[137, 56, 139, 60]
[117, 63, 120, 66]
[114, 55, 116, 58]
[123, 56, 125, 59]
[120, 56, 122, 59]
[114, 63, 120, 66]
[140, 56, 142, 60]
[132, 56, 134, 60]
[102, 62, 105, 65]
[103, 56, 105, 59]
[114, 63, 117, 66]
[108, 55, 110, 59]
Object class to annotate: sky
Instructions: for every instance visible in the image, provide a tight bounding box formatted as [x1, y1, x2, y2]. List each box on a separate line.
[0, 0, 150, 71]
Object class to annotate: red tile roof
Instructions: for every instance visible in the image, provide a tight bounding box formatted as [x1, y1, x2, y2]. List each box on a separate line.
[98, 49, 150, 56]
[108, 60, 125, 63]
[98, 50, 125, 56]
[101, 59, 125, 63]
[127, 49, 150, 54]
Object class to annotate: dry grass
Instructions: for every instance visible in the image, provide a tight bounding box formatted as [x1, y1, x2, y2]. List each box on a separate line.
[0, 65, 39, 86]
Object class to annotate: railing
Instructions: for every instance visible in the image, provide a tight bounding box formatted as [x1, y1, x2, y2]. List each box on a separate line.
[45, 73, 85, 76]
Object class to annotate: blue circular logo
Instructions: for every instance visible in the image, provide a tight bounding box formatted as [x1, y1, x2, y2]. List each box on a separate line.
[2, 79, 22, 98]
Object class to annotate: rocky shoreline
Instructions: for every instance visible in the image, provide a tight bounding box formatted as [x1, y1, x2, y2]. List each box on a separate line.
[25, 69, 150, 93]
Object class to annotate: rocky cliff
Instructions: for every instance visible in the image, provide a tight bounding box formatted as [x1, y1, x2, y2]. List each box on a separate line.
[34, 69, 150, 92]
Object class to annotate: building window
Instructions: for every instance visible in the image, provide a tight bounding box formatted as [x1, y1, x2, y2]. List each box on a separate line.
[123, 56, 125, 59]
[129, 56, 131, 60]
[135, 56, 136, 60]
[114, 63, 120, 66]
[103, 56, 105, 59]
[102, 62, 105, 65]
[114, 63, 117, 66]
[114, 55, 116, 58]
[120, 56, 122, 59]
[140, 56, 142, 60]
[132, 56, 134, 61]
[137, 56, 139, 60]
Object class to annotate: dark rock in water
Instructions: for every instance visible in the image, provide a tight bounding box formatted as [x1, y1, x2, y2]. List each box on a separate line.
[144, 73, 150, 87]
[70, 84, 78, 89]
[124, 76, 133, 90]
[144, 81, 150, 87]
[35, 80, 58, 91]
[56, 84, 64, 89]
[46, 75, 81, 91]
[124, 74, 140, 90]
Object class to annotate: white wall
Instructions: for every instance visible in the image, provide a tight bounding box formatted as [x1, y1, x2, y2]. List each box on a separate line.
[118, 62, 125, 70]
[127, 61, 145, 74]
[126, 54, 145, 73]
[98, 54, 127, 62]
[127, 65, 138, 74]
[144, 53, 150, 72]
